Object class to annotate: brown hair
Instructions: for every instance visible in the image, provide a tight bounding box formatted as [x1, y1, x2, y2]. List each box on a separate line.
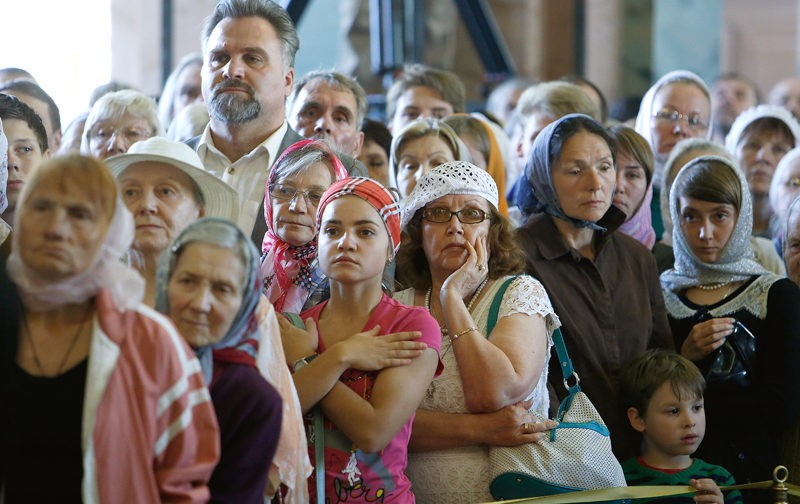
[607, 124, 654, 188]
[395, 206, 526, 291]
[673, 157, 742, 212]
[618, 349, 705, 418]
[23, 155, 117, 222]
[738, 117, 795, 150]
[444, 115, 491, 163]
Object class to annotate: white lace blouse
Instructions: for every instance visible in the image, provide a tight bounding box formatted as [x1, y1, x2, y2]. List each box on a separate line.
[394, 274, 559, 503]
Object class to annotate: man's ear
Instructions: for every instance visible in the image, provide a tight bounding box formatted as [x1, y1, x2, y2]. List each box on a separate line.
[627, 407, 646, 433]
[352, 131, 364, 157]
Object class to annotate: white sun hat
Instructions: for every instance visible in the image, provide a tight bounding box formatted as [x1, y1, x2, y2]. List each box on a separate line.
[106, 136, 240, 222]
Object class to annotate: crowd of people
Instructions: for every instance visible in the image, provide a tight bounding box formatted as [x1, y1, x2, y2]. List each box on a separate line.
[2, 0, 800, 502]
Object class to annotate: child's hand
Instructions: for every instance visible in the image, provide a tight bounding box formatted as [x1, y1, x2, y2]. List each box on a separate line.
[690, 478, 724, 504]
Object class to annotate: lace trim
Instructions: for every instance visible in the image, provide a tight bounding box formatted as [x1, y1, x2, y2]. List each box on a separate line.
[664, 274, 783, 320]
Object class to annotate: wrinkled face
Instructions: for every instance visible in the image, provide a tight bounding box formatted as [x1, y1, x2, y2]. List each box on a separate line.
[613, 151, 648, 221]
[87, 113, 155, 159]
[711, 78, 757, 130]
[357, 139, 390, 187]
[17, 176, 110, 281]
[421, 194, 492, 278]
[202, 16, 293, 125]
[4, 118, 48, 213]
[679, 197, 738, 264]
[518, 111, 556, 164]
[270, 162, 332, 246]
[551, 131, 616, 223]
[736, 126, 793, 197]
[289, 80, 363, 156]
[317, 196, 391, 284]
[785, 210, 800, 286]
[390, 86, 454, 133]
[769, 78, 800, 119]
[650, 83, 710, 164]
[635, 382, 706, 460]
[173, 63, 204, 117]
[396, 134, 456, 199]
[167, 243, 246, 347]
[119, 162, 204, 256]
[771, 156, 800, 220]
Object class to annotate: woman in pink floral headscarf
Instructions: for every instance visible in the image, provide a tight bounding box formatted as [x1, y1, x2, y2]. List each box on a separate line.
[260, 140, 348, 313]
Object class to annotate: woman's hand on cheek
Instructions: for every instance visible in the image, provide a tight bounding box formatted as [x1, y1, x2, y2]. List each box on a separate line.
[278, 314, 319, 364]
[440, 236, 489, 303]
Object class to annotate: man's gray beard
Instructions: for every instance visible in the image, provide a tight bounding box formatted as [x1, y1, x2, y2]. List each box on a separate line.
[209, 93, 261, 124]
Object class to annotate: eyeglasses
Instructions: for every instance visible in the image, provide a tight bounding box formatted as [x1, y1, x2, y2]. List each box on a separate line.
[269, 184, 324, 205]
[422, 206, 488, 224]
[653, 108, 709, 130]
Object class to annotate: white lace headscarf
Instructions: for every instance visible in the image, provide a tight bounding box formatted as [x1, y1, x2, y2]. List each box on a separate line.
[725, 104, 800, 155]
[7, 157, 144, 311]
[661, 155, 767, 292]
[401, 160, 498, 229]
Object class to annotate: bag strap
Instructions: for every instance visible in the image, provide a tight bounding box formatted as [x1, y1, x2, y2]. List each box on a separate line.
[551, 328, 580, 395]
[313, 408, 325, 504]
[486, 276, 518, 335]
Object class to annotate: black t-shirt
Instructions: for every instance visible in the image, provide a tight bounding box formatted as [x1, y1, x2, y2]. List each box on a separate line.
[2, 359, 87, 503]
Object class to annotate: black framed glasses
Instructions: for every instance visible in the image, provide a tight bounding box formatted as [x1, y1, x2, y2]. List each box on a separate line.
[422, 207, 488, 224]
[653, 108, 709, 130]
[268, 184, 324, 206]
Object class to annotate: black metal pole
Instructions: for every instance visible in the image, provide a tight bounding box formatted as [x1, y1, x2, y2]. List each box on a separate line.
[161, 0, 173, 86]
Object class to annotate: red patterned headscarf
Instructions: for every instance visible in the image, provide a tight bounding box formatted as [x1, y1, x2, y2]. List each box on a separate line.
[316, 177, 402, 256]
[260, 140, 348, 313]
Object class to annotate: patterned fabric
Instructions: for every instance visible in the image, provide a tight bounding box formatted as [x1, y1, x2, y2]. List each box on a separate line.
[400, 160, 499, 229]
[661, 156, 768, 292]
[155, 218, 263, 385]
[622, 457, 742, 503]
[317, 177, 402, 255]
[395, 275, 559, 503]
[0, 118, 8, 214]
[514, 114, 610, 230]
[260, 139, 348, 313]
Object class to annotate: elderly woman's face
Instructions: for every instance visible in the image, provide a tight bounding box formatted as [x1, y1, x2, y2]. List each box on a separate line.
[167, 243, 246, 347]
[613, 151, 648, 221]
[396, 134, 456, 199]
[736, 126, 793, 197]
[552, 131, 616, 223]
[421, 194, 491, 277]
[88, 113, 155, 159]
[785, 210, 800, 285]
[17, 176, 110, 281]
[650, 83, 710, 164]
[271, 161, 332, 246]
[119, 162, 204, 256]
[771, 157, 800, 220]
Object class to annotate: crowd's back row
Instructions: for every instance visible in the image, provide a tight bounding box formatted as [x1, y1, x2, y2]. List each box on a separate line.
[2, 0, 800, 503]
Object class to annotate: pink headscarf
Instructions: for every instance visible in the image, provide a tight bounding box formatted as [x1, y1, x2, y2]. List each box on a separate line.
[260, 140, 348, 313]
[618, 185, 656, 249]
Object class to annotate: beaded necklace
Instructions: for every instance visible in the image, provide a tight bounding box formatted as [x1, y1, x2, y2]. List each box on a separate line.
[424, 276, 489, 344]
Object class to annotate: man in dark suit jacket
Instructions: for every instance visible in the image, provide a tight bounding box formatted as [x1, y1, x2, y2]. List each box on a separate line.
[188, 0, 364, 248]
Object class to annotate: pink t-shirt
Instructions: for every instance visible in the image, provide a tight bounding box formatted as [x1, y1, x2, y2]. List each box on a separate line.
[301, 293, 442, 503]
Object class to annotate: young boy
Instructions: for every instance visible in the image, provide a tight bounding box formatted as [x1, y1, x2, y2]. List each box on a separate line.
[619, 349, 742, 503]
[0, 93, 50, 226]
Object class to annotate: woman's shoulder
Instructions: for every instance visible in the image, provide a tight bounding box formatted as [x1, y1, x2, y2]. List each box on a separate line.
[213, 363, 282, 413]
